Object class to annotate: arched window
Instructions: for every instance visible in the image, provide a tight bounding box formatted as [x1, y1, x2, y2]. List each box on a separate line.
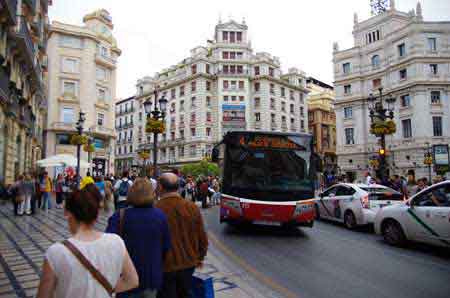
[371, 55, 380, 68]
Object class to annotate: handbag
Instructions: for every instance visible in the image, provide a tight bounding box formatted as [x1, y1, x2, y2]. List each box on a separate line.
[192, 273, 214, 298]
[62, 240, 114, 296]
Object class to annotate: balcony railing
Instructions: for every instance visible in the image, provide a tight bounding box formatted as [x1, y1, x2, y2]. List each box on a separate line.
[89, 125, 114, 136]
[0, 66, 10, 104]
[1, 0, 18, 25]
[51, 122, 76, 131]
[95, 53, 117, 69]
[14, 17, 35, 66]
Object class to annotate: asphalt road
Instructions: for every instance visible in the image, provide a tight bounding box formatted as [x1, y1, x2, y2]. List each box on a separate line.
[204, 206, 450, 298]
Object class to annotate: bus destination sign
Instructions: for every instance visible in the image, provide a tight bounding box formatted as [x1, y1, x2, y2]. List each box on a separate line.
[239, 135, 303, 150]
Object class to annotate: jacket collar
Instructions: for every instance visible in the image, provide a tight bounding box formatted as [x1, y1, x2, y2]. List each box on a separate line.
[159, 192, 182, 200]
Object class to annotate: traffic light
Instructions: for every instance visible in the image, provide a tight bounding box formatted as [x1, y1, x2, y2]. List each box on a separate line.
[378, 148, 386, 156]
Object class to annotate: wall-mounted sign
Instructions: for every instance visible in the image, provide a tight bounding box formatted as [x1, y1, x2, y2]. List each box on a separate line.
[433, 144, 449, 165]
[222, 104, 246, 129]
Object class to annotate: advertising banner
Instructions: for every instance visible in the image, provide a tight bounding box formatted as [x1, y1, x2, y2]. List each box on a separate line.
[222, 104, 246, 129]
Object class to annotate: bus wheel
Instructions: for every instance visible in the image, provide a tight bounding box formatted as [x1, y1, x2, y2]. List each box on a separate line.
[344, 210, 357, 230]
[314, 204, 321, 220]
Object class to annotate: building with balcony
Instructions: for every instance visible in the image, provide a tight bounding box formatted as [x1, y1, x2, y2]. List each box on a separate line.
[307, 77, 337, 173]
[114, 96, 139, 173]
[0, 0, 50, 184]
[45, 9, 121, 177]
[333, 1, 450, 181]
[122, 19, 309, 168]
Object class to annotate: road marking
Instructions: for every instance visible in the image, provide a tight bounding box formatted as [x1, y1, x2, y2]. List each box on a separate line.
[208, 231, 298, 298]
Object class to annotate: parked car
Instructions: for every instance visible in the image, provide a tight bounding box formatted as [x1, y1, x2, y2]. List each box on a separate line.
[315, 183, 403, 229]
[374, 181, 450, 247]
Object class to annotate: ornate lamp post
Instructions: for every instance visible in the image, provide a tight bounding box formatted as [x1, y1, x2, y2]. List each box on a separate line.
[144, 88, 168, 179]
[74, 111, 86, 188]
[368, 87, 396, 181]
[424, 142, 433, 182]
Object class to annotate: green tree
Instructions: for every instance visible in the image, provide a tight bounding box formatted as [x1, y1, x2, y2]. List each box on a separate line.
[181, 160, 219, 177]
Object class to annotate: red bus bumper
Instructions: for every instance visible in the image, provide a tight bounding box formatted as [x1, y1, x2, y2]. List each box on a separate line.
[219, 194, 315, 227]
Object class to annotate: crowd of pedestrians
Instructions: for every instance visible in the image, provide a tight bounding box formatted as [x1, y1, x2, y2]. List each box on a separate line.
[321, 170, 446, 199]
[10, 169, 211, 298]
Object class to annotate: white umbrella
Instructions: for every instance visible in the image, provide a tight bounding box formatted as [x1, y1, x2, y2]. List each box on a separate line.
[37, 154, 91, 168]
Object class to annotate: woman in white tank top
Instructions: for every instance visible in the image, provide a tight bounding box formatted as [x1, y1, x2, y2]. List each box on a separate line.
[36, 184, 139, 298]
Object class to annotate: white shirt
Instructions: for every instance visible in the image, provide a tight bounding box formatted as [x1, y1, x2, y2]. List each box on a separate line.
[114, 178, 133, 202]
[366, 175, 373, 185]
[46, 233, 125, 298]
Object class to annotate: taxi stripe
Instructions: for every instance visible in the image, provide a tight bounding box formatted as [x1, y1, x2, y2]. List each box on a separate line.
[407, 209, 450, 245]
[319, 199, 334, 218]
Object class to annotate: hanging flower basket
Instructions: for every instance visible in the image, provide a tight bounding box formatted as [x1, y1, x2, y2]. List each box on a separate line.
[138, 151, 150, 160]
[424, 156, 433, 165]
[370, 120, 396, 136]
[83, 143, 95, 153]
[146, 119, 165, 134]
[368, 158, 380, 169]
[70, 134, 89, 145]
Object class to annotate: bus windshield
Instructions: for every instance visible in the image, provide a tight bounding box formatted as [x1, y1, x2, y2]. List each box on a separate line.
[226, 146, 314, 201]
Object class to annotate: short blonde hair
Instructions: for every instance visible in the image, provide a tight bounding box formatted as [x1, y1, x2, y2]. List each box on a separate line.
[127, 178, 155, 206]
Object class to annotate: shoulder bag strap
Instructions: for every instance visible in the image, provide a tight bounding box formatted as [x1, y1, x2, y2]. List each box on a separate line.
[62, 240, 114, 296]
[119, 208, 126, 237]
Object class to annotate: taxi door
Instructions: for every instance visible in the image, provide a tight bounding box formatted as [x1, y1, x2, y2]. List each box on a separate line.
[409, 184, 450, 246]
[318, 186, 337, 220]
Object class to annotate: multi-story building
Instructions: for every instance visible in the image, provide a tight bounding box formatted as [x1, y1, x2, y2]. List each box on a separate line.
[333, 1, 450, 181]
[46, 9, 121, 177]
[307, 77, 337, 173]
[118, 19, 309, 167]
[114, 96, 139, 173]
[0, 0, 50, 184]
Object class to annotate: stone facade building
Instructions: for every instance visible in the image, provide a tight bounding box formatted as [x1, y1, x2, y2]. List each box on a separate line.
[307, 77, 337, 173]
[46, 9, 121, 177]
[333, 1, 450, 181]
[114, 96, 138, 173]
[114, 20, 309, 169]
[0, 0, 50, 184]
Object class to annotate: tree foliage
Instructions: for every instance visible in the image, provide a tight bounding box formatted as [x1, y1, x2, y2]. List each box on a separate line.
[181, 160, 220, 177]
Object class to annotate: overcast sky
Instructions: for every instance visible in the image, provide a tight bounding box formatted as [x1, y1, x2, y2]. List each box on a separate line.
[49, 0, 450, 100]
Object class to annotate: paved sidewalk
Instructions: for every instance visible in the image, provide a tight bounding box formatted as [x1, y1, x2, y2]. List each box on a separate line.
[0, 203, 271, 298]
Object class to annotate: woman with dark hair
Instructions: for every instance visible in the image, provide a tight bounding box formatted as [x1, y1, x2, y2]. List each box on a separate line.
[36, 184, 139, 298]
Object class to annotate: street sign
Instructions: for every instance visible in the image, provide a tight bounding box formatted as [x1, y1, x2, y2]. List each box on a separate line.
[433, 144, 449, 165]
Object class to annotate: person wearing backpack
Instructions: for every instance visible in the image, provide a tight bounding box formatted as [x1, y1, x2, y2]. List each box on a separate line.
[114, 171, 133, 210]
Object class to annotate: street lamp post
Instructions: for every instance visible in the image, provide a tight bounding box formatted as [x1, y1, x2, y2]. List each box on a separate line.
[144, 87, 168, 179]
[75, 111, 86, 188]
[424, 142, 433, 182]
[368, 87, 396, 181]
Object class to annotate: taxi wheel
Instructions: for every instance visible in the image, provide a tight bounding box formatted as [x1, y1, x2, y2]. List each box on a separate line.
[344, 211, 357, 230]
[382, 219, 406, 247]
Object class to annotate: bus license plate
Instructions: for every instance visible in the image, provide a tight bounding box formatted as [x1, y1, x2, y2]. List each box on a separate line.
[253, 220, 281, 226]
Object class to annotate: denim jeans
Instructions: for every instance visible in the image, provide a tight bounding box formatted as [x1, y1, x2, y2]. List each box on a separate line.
[157, 267, 195, 298]
[41, 192, 52, 210]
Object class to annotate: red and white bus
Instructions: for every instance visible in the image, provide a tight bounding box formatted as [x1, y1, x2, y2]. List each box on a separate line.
[212, 131, 319, 228]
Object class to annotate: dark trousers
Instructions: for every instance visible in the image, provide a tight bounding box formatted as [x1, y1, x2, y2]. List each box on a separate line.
[56, 192, 64, 204]
[157, 267, 195, 298]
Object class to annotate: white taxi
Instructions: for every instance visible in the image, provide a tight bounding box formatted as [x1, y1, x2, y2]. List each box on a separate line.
[315, 183, 403, 229]
[374, 181, 450, 247]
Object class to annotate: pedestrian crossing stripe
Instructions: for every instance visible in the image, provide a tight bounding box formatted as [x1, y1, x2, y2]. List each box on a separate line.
[407, 209, 450, 246]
